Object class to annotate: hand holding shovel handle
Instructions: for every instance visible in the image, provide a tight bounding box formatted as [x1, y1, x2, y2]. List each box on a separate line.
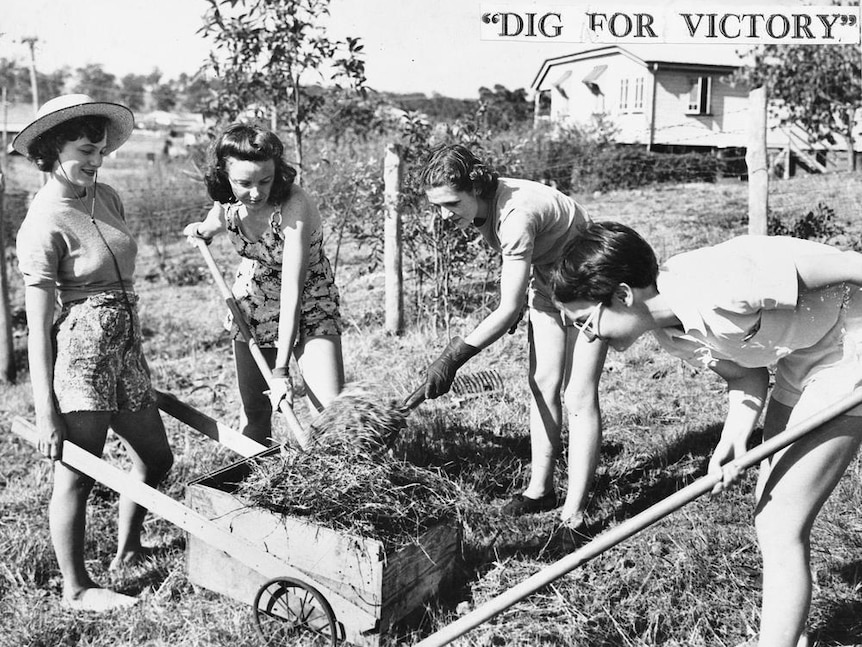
[192, 238, 312, 450]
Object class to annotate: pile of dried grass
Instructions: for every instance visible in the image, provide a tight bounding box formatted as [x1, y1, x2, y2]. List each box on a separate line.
[235, 383, 460, 549]
[308, 382, 411, 451]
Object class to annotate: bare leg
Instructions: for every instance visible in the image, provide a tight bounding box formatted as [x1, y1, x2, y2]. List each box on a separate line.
[108, 405, 173, 568]
[524, 309, 567, 499]
[50, 411, 111, 599]
[233, 340, 277, 445]
[51, 412, 137, 609]
[755, 401, 862, 647]
[559, 334, 607, 527]
[294, 334, 344, 413]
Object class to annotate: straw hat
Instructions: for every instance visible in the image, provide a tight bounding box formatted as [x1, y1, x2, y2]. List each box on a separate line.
[12, 94, 134, 156]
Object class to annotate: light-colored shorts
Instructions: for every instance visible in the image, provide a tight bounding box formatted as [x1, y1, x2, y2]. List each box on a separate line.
[53, 291, 155, 413]
[772, 286, 862, 418]
[527, 266, 573, 325]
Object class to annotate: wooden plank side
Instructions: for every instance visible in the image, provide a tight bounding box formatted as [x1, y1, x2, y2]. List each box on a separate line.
[155, 389, 265, 458]
[379, 521, 462, 628]
[186, 536, 382, 647]
[187, 482, 386, 615]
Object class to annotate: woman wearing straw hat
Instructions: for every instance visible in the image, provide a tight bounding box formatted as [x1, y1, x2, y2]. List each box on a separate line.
[14, 94, 173, 611]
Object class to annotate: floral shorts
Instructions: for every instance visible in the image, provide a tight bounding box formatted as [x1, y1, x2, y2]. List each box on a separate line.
[53, 291, 155, 413]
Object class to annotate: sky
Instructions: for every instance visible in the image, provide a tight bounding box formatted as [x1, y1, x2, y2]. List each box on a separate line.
[1, 0, 809, 100]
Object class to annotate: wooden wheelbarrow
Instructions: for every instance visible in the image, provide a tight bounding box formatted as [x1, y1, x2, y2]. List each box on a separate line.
[11, 390, 460, 646]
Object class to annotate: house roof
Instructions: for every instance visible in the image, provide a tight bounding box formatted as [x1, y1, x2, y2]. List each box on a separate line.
[531, 44, 751, 90]
[1, 102, 38, 135]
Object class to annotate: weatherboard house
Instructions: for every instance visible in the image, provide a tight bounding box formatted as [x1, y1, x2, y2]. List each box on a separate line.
[530, 44, 852, 174]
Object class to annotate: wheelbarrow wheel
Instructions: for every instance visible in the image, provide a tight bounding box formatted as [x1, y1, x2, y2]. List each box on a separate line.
[253, 576, 338, 646]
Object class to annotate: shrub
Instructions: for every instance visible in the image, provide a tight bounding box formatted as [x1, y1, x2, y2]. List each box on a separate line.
[573, 146, 720, 192]
[767, 202, 844, 242]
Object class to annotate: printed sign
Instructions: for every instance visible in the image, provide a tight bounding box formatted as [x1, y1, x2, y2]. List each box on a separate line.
[480, 5, 861, 44]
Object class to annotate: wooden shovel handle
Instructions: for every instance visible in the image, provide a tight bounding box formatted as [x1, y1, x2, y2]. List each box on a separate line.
[193, 238, 311, 450]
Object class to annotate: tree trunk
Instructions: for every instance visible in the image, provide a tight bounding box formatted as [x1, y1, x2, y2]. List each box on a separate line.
[383, 144, 404, 335]
[0, 172, 17, 382]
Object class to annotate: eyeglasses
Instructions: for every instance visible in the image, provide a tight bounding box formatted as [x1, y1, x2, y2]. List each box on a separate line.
[572, 302, 603, 342]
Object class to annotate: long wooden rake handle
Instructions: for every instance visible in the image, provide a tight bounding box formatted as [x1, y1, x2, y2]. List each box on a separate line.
[414, 387, 862, 647]
[193, 238, 311, 450]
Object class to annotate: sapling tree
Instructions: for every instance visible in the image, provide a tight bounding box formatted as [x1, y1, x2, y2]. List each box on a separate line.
[739, 43, 861, 171]
[199, 0, 366, 175]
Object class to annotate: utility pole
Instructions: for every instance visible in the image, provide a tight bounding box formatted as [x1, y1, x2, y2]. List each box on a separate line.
[21, 36, 39, 114]
[0, 33, 14, 381]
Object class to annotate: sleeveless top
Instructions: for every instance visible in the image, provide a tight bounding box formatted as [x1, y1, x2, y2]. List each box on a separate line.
[223, 202, 341, 346]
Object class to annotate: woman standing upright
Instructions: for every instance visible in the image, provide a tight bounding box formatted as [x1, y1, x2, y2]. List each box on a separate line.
[14, 94, 173, 611]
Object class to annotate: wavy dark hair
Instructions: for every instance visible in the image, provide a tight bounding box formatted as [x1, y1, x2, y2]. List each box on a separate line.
[27, 116, 109, 172]
[417, 144, 499, 199]
[550, 221, 659, 306]
[204, 123, 297, 205]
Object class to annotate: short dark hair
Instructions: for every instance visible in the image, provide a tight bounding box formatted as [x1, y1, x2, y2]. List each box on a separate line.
[204, 123, 297, 205]
[550, 221, 659, 305]
[27, 116, 109, 172]
[417, 144, 499, 199]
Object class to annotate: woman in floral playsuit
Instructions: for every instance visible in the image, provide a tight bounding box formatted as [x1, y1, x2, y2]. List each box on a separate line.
[185, 124, 343, 445]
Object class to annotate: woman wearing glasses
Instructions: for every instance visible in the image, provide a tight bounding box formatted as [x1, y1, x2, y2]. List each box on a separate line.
[408, 144, 606, 527]
[550, 221, 862, 647]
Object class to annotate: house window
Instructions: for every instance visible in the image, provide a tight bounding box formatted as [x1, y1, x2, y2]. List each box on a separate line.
[687, 76, 712, 115]
[581, 65, 608, 115]
[593, 89, 605, 114]
[619, 78, 629, 112]
[536, 90, 552, 118]
[619, 77, 644, 113]
[632, 77, 644, 112]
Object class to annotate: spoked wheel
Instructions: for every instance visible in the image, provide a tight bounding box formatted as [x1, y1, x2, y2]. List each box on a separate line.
[253, 577, 338, 647]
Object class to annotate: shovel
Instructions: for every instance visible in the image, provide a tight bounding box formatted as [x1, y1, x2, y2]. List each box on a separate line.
[192, 238, 312, 450]
[414, 386, 862, 647]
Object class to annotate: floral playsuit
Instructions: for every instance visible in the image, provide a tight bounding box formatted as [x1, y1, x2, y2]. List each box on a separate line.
[223, 202, 342, 347]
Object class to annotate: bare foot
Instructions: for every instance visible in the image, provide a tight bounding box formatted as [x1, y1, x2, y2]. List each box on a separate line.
[62, 588, 139, 612]
[109, 546, 154, 571]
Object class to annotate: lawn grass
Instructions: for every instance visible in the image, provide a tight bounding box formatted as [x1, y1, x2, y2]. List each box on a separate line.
[1, 163, 861, 646]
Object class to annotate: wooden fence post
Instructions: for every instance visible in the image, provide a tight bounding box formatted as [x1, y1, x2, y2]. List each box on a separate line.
[746, 85, 768, 236]
[383, 143, 404, 335]
[0, 170, 16, 382]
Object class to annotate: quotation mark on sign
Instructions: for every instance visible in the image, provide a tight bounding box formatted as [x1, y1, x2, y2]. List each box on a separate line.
[838, 13, 857, 26]
[482, 13, 501, 24]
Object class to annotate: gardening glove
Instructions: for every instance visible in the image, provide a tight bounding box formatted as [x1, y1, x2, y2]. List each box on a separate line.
[267, 377, 294, 413]
[411, 336, 480, 405]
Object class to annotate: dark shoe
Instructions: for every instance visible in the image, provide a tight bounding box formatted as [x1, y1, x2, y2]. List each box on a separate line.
[501, 491, 557, 516]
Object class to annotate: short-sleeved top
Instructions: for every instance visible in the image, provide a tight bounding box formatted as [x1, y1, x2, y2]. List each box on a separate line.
[652, 236, 848, 371]
[473, 178, 590, 271]
[16, 183, 137, 305]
